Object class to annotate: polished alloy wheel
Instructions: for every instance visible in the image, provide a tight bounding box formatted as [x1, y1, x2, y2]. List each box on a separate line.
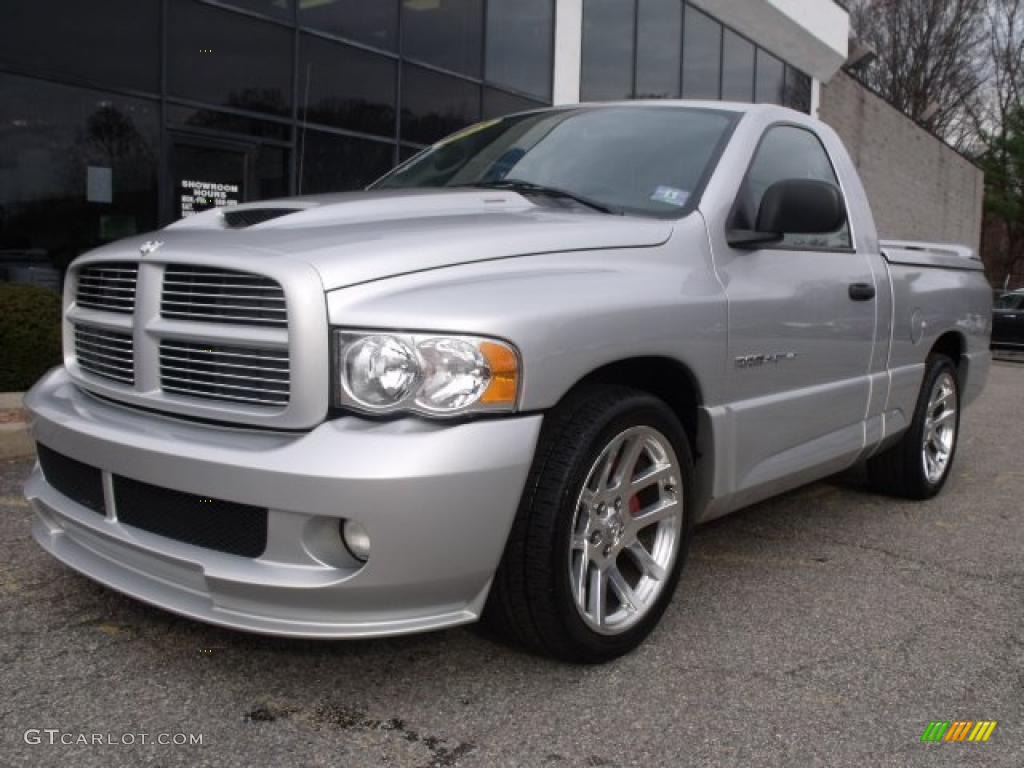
[568, 426, 683, 635]
[921, 371, 957, 484]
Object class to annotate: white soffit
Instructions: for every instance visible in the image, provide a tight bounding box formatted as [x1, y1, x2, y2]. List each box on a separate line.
[689, 0, 850, 81]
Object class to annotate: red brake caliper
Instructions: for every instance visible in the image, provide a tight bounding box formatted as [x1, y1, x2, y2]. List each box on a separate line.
[628, 494, 641, 516]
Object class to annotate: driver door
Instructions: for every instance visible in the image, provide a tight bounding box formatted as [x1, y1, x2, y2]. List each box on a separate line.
[715, 124, 878, 496]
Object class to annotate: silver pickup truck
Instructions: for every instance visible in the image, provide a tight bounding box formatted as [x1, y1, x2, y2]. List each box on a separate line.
[23, 103, 991, 662]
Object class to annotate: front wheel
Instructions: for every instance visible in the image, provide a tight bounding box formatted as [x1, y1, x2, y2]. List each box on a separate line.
[482, 386, 694, 663]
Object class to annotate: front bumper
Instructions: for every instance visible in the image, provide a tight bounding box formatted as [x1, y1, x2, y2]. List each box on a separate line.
[22, 368, 542, 638]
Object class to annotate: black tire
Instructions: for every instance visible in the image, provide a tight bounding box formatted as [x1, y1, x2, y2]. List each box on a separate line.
[482, 385, 695, 663]
[867, 355, 960, 499]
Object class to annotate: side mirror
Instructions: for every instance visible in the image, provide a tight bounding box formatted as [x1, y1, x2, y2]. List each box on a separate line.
[727, 179, 847, 249]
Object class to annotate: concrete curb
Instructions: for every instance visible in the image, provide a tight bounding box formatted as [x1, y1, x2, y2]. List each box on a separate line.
[0, 393, 32, 460]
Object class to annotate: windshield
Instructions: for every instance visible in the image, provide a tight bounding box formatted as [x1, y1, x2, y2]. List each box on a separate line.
[373, 106, 738, 218]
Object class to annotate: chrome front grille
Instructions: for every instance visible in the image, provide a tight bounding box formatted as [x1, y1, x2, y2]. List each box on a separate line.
[65, 255, 324, 428]
[76, 263, 138, 314]
[159, 340, 290, 406]
[161, 266, 287, 327]
[74, 325, 135, 385]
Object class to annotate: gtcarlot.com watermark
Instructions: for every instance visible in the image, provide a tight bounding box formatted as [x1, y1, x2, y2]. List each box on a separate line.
[24, 729, 204, 746]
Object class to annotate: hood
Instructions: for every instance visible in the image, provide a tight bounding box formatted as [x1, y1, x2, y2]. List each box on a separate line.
[116, 189, 674, 290]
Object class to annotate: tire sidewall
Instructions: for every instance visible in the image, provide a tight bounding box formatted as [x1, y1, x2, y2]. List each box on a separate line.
[547, 394, 694, 660]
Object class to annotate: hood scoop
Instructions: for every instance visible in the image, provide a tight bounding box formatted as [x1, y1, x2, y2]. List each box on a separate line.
[222, 207, 300, 228]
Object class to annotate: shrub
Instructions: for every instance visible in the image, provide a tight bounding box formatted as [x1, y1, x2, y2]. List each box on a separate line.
[0, 282, 62, 391]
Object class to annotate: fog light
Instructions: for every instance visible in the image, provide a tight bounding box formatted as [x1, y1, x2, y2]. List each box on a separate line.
[341, 520, 371, 562]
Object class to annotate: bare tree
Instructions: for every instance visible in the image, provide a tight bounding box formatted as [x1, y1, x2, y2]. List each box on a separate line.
[974, 0, 1024, 135]
[848, 0, 988, 149]
[976, 0, 1024, 288]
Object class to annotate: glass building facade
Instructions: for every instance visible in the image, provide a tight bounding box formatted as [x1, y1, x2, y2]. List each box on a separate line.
[1, 0, 812, 287]
[581, 0, 811, 109]
[0, 0, 555, 286]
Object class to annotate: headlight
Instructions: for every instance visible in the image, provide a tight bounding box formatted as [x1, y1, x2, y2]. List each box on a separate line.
[334, 330, 520, 417]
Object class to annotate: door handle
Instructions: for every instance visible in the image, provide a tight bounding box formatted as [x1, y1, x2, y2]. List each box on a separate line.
[849, 283, 876, 301]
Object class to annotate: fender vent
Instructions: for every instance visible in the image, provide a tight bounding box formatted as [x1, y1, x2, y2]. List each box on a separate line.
[223, 208, 297, 228]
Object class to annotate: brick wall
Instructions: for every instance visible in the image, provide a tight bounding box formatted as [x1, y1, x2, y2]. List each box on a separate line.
[818, 71, 984, 251]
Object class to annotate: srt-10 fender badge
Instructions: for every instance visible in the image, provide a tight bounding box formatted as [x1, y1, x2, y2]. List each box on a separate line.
[735, 352, 799, 368]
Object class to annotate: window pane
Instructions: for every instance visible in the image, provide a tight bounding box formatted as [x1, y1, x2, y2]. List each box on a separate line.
[0, 74, 158, 282]
[483, 88, 547, 120]
[755, 49, 785, 104]
[400, 65, 481, 144]
[166, 105, 292, 142]
[219, 0, 294, 21]
[299, 0, 398, 51]
[581, 0, 636, 101]
[402, 0, 483, 77]
[741, 126, 851, 249]
[784, 67, 812, 113]
[636, 0, 682, 99]
[721, 29, 754, 102]
[682, 5, 720, 99]
[298, 131, 395, 193]
[298, 34, 396, 137]
[168, 1, 293, 117]
[254, 145, 291, 200]
[0, 0, 160, 93]
[485, 0, 554, 100]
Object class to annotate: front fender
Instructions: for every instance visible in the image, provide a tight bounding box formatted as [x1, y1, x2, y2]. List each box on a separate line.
[326, 229, 727, 412]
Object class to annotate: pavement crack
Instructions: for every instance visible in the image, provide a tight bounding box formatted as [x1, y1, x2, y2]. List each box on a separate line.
[245, 701, 477, 767]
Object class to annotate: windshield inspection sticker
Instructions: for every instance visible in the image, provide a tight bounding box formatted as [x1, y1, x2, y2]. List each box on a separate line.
[650, 186, 690, 207]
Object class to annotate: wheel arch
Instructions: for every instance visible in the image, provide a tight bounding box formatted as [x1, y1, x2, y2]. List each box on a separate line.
[928, 330, 967, 391]
[556, 356, 704, 451]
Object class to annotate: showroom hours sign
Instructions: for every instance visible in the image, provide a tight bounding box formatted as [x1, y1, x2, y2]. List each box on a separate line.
[179, 179, 240, 218]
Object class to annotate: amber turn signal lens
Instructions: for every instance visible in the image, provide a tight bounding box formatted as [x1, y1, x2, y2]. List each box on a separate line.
[479, 341, 519, 405]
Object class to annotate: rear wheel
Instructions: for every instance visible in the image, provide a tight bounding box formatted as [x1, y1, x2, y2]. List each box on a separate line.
[483, 385, 694, 663]
[867, 355, 960, 499]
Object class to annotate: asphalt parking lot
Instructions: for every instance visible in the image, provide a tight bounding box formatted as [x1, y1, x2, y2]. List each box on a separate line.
[2, 362, 1021, 768]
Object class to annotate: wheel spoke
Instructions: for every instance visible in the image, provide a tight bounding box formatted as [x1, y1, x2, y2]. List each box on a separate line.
[572, 552, 588, 605]
[595, 436, 626, 491]
[610, 435, 645, 492]
[588, 567, 606, 625]
[933, 408, 956, 427]
[607, 566, 639, 612]
[627, 542, 666, 581]
[629, 463, 673, 495]
[631, 497, 679, 531]
[579, 487, 597, 510]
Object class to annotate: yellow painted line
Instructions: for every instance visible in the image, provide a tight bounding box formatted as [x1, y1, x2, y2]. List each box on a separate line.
[0, 496, 29, 508]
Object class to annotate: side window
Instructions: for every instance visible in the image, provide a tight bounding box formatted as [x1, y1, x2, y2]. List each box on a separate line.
[736, 125, 852, 250]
